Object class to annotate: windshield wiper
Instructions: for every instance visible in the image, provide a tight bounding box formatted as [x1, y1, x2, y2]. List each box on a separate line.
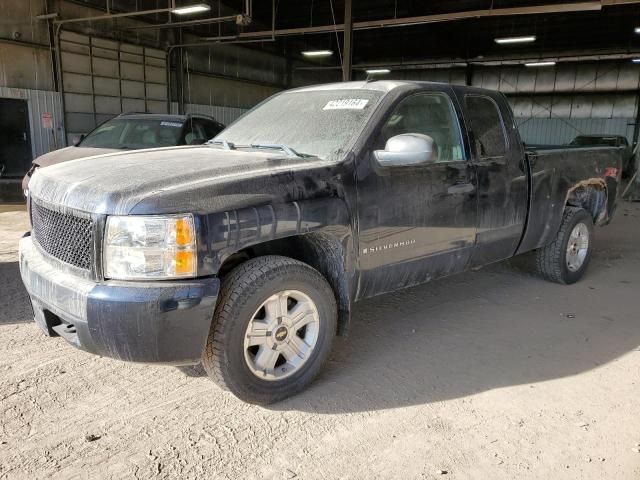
[207, 140, 236, 150]
[209, 141, 314, 158]
[248, 143, 309, 158]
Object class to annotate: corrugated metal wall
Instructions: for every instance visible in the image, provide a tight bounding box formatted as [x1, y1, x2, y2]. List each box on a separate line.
[170, 102, 247, 125]
[400, 62, 639, 145]
[174, 46, 285, 112]
[515, 117, 635, 145]
[474, 62, 639, 145]
[60, 30, 168, 141]
[472, 62, 640, 94]
[183, 73, 279, 110]
[185, 44, 287, 91]
[0, 86, 64, 158]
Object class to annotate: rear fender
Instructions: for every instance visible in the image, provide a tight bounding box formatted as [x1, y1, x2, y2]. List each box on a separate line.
[565, 178, 609, 225]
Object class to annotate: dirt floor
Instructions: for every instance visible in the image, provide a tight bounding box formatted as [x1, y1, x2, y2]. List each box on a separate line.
[1, 202, 639, 480]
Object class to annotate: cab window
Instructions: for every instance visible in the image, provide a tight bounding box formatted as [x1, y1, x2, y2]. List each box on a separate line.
[184, 119, 209, 145]
[202, 119, 224, 139]
[464, 95, 507, 158]
[378, 92, 465, 162]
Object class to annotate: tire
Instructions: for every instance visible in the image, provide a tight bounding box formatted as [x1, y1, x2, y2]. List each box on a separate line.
[535, 207, 594, 284]
[202, 255, 337, 404]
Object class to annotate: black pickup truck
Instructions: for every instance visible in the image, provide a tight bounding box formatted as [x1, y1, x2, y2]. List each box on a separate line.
[20, 81, 621, 404]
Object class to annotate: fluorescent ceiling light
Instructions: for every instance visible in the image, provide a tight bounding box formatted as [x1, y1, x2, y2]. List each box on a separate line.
[635, 27, 640, 34]
[171, 4, 211, 15]
[495, 35, 536, 44]
[366, 68, 391, 74]
[525, 61, 556, 67]
[301, 50, 333, 57]
[632, 58, 640, 63]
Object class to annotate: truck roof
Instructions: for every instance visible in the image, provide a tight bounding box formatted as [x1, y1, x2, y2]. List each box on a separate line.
[117, 113, 220, 123]
[573, 134, 626, 139]
[292, 80, 496, 95]
[294, 80, 411, 93]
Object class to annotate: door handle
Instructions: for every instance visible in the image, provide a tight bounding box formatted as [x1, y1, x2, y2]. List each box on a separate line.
[447, 182, 475, 195]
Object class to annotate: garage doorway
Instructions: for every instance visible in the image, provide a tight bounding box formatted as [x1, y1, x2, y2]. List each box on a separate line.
[59, 31, 168, 143]
[0, 98, 32, 177]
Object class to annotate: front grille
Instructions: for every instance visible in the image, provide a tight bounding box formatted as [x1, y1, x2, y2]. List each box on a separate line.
[31, 201, 94, 270]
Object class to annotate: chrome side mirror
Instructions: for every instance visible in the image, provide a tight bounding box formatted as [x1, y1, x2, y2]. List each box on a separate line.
[374, 133, 437, 167]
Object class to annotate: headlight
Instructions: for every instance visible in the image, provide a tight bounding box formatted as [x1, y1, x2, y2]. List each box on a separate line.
[104, 215, 196, 280]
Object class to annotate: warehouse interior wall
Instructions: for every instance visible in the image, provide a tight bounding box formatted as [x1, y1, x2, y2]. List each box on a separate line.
[2, 1, 640, 169]
[0, 0, 287, 171]
[368, 62, 640, 146]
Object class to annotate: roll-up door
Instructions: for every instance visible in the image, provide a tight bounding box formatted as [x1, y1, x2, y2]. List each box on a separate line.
[60, 31, 167, 142]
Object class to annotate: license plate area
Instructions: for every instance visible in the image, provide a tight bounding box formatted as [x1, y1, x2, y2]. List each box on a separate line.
[31, 299, 66, 336]
[31, 300, 81, 346]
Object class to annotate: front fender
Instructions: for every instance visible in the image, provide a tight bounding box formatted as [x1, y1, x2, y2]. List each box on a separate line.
[198, 197, 352, 275]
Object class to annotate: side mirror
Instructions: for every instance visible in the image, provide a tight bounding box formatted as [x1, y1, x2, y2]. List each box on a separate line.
[73, 134, 85, 146]
[374, 134, 437, 167]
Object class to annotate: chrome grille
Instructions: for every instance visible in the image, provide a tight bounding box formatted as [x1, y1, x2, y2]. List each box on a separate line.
[31, 201, 93, 270]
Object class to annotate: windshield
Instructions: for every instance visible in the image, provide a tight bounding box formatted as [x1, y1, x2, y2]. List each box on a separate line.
[80, 118, 184, 149]
[214, 90, 385, 159]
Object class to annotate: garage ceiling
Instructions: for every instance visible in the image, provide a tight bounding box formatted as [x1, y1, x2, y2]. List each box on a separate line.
[66, 1, 640, 68]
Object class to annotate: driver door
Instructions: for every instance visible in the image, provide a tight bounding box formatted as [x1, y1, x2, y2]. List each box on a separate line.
[355, 89, 477, 299]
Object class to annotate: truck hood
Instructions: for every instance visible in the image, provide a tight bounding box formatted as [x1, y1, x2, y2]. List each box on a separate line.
[28, 145, 328, 215]
[33, 146, 121, 168]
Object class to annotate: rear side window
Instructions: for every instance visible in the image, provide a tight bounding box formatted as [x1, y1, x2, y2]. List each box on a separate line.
[464, 95, 507, 158]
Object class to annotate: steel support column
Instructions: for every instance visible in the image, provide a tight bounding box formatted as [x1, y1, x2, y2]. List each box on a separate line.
[342, 0, 353, 82]
[631, 92, 640, 148]
[173, 28, 185, 115]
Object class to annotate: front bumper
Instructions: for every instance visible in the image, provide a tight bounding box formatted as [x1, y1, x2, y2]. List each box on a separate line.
[19, 235, 219, 365]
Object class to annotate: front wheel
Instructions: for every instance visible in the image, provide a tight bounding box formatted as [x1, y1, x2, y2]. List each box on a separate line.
[535, 207, 594, 284]
[202, 255, 337, 404]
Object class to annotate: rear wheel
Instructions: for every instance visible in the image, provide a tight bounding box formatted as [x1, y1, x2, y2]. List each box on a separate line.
[535, 207, 594, 284]
[202, 255, 337, 404]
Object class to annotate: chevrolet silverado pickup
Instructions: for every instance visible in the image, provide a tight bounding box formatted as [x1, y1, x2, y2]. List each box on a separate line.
[19, 81, 621, 404]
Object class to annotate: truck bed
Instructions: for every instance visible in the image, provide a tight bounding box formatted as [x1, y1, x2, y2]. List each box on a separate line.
[517, 145, 621, 254]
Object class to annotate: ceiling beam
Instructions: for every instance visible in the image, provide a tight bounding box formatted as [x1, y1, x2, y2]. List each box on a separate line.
[342, 0, 353, 81]
[293, 50, 640, 71]
[238, 1, 607, 39]
[125, 15, 240, 30]
[168, 1, 640, 48]
[53, 4, 175, 25]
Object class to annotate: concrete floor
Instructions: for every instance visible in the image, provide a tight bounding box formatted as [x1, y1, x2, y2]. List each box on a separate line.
[0, 204, 639, 479]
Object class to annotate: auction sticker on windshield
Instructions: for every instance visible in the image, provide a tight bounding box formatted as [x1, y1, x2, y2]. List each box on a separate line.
[323, 99, 369, 110]
[160, 121, 183, 127]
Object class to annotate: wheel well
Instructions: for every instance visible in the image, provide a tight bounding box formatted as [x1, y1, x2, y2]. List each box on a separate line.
[218, 233, 351, 336]
[566, 180, 608, 225]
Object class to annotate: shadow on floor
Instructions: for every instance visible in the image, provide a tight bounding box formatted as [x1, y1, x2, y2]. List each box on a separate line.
[267, 249, 640, 413]
[0, 261, 32, 325]
[5, 203, 639, 413]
